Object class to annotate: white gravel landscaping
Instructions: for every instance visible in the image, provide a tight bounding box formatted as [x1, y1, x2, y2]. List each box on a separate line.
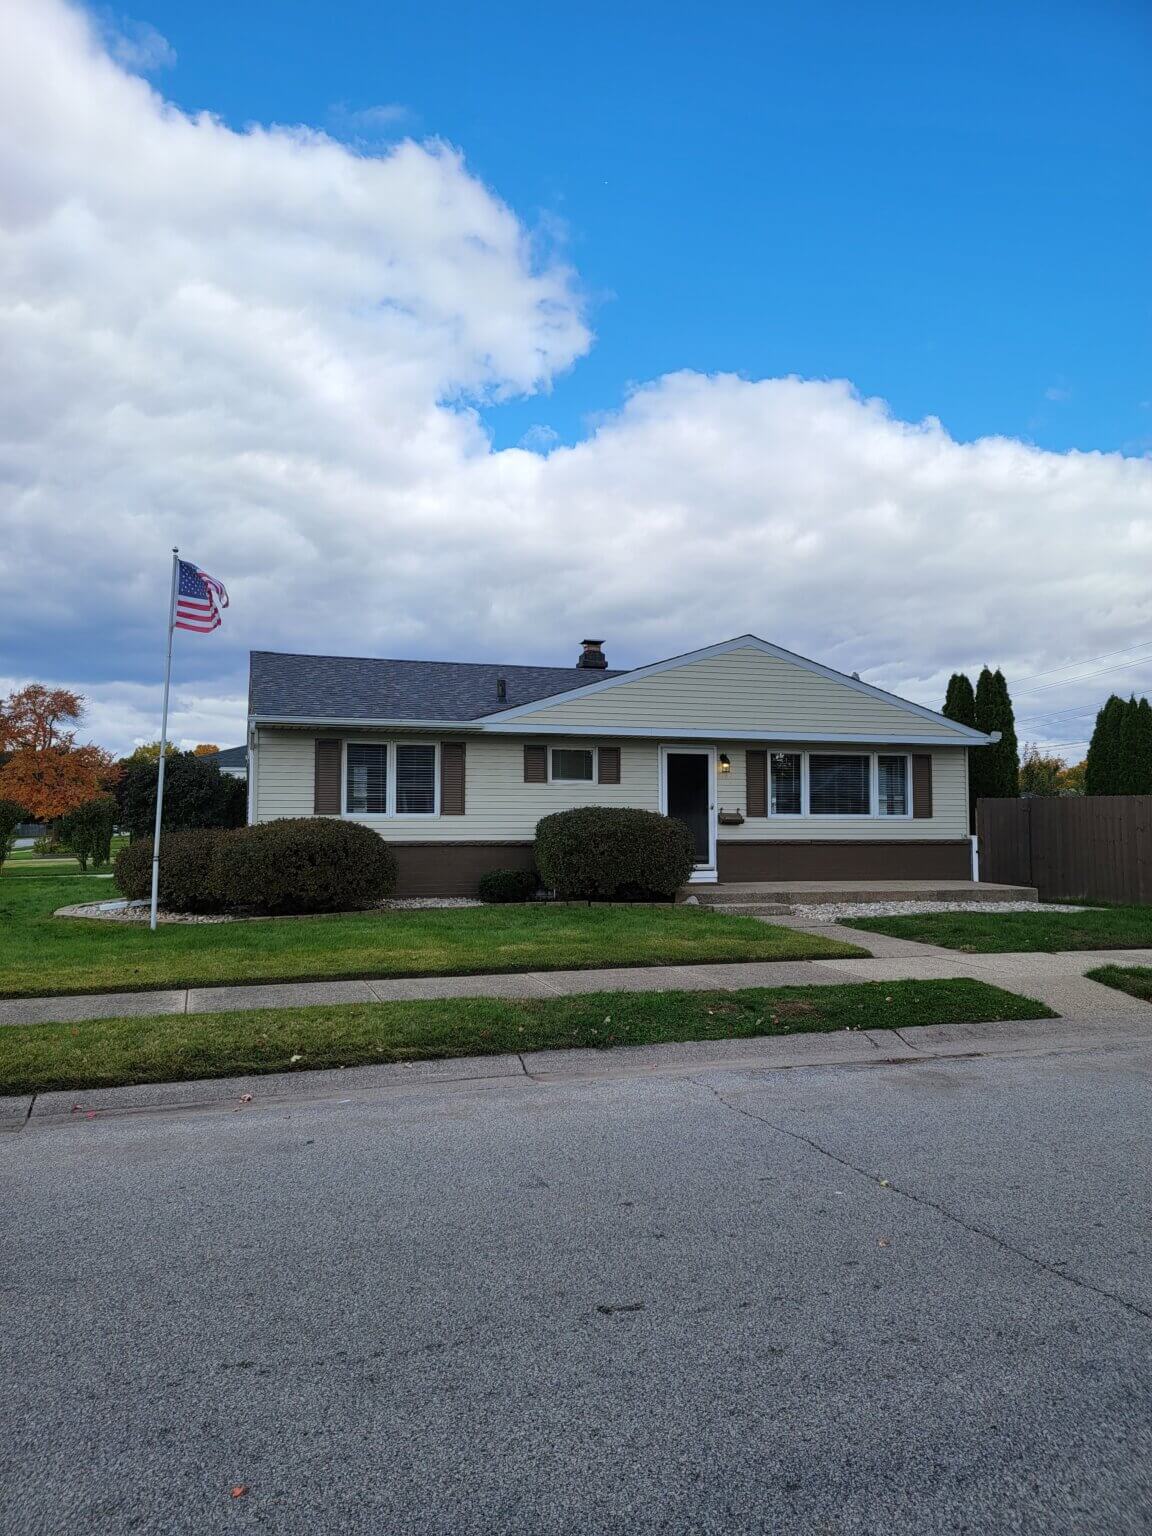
[55, 895, 484, 923]
[792, 899, 1094, 921]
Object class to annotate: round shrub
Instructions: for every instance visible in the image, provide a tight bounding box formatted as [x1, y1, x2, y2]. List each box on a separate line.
[534, 807, 695, 900]
[214, 817, 397, 915]
[478, 867, 539, 904]
[114, 829, 232, 912]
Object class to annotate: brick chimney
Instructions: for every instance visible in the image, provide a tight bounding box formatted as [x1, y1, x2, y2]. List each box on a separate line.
[577, 638, 607, 670]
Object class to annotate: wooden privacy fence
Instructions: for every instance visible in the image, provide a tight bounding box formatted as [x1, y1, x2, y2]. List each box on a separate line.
[977, 795, 1152, 903]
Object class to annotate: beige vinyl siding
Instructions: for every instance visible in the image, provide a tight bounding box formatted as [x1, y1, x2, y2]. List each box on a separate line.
[254, 729, 660, 839]
[715, 743, 969, 840]
[511, 646, 969, 742]
[255, 728, 968, 843]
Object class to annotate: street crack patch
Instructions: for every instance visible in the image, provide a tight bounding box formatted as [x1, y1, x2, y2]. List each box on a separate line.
[696, 1078, 1152, 1326]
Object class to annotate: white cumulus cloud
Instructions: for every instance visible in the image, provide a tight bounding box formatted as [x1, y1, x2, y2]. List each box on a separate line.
[1, 0, 1149, 758]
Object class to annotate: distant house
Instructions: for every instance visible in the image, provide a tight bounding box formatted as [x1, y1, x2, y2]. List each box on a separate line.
[244, 634, 993, 896]
[202, 745, 248, 780]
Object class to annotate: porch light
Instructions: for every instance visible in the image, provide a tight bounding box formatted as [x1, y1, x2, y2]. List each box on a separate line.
[718, 753, 731, 774]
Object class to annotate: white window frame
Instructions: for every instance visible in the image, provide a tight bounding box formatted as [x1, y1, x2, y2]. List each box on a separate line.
[765, 750, 914, 819]
[342, 740, 440, 818]
[548, 745, 599, 785]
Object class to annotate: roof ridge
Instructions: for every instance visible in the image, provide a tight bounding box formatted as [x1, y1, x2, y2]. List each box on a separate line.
[250, 648, 629, 674]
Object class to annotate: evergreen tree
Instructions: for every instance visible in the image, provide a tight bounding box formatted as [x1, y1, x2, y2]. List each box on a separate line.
[1085, 695, 1125, 795]
[942, 672, 977, 729]
[971, 666, 997, 807]
[971, 667, 1020, 802]
[1116, 696, 1143, 795]
[1137, 698, 1152, 794]
[988, 669, 1020, 796]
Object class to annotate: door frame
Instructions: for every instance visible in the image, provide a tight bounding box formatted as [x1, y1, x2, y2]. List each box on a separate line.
[659, 744, 717, 882]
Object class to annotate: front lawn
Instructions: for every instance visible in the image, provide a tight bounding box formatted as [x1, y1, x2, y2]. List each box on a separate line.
[0, 979, 1054, 1095]
[1084, 965, 1152, 1003]
[844, 904, 1152, 954]
[0, 876, 866, 999]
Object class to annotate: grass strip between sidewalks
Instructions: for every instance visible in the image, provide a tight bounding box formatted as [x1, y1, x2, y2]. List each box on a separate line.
[0, 979, 1056, 1096]
[1085, 964, 1152, 1003]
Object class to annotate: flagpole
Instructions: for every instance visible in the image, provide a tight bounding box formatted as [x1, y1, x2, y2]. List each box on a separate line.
[149, 548, 180, 932]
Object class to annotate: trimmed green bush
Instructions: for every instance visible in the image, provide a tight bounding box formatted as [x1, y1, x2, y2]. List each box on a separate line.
[534, 807, 695, 900]
[214, 818, 397, 915]
[116, 819, 396, 915]
[115, 829, 233, 912]
[478, 867, 539, 904]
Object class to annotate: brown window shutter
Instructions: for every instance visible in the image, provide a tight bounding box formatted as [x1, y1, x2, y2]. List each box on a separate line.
[524, 744, 547, 783]
[746, 749, 768, 817]
[912, 754, 933, 818]
[440, 741, 466, 815]
[598, 745, 621, 784]
[314, 739, 342, 815]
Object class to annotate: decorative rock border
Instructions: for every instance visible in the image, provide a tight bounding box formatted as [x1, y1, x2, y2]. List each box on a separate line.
[54, 896, 483, 923]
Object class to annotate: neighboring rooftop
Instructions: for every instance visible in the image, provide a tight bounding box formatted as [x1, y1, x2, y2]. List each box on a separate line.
[249, 648, 627, 722]
[202, 745, 248, 770]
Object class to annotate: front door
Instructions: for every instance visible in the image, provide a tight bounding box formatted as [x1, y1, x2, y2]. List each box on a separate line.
[664, 749, 715, 875]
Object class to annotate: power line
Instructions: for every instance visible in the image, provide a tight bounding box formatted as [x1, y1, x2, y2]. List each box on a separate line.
[1011, 637, 1152, 690]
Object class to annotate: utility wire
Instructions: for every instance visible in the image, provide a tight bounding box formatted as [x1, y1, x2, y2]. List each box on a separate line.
[1011, 637, 1152, 690]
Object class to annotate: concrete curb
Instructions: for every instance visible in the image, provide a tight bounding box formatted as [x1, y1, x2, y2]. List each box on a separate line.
[5, 1012, 1148, 1132]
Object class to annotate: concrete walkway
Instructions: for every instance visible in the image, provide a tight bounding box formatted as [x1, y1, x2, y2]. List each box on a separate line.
[3, 932, 1152, 1027]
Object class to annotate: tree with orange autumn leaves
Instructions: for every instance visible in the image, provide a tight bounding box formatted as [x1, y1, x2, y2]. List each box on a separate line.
[0, 685, 117, 821]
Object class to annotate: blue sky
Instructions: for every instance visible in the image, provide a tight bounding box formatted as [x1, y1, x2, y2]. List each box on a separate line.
[2, 0, 1151, 756]
[138, 0, 1150, 456]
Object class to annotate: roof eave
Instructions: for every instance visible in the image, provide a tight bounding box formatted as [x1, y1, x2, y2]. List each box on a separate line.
[251, 713, 992, 745]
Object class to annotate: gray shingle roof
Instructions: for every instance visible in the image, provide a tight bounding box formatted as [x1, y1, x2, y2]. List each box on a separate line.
[249, 651, 628, 722]
[203, 745, 248, 769]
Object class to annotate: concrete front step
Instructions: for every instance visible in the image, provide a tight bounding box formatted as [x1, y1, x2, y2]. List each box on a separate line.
[691, 901, 795, 916]
[683, 880, 1039, 906]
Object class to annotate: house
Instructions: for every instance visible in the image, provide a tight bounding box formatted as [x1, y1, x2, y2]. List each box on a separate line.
[245, 635, 993, 896]
[202, 745, 248, 779]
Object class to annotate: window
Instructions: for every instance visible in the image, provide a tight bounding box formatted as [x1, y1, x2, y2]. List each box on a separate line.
[346, 743, 388, 815]
[877, 755, 909, 816]
[551, 748, 595, 783]
[396, 743, 436, 814]
[809, 754, 870, 816]
[344, 742, 438, 816]
[770, 752, 801, 814]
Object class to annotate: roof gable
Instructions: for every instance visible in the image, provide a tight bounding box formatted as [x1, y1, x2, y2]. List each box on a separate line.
[479, 636, 990, 744]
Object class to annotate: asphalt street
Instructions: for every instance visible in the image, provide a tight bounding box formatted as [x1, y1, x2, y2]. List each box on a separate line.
[3, 1041, 1151, 1535]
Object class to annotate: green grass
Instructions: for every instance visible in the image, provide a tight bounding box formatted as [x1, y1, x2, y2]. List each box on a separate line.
[0, 979, 1055, 1096]
[2, 837, 128, 875]
[0, 876, 866, 999]
[1084, 964, 1152, 1003]
[843, 904, 1152, 954]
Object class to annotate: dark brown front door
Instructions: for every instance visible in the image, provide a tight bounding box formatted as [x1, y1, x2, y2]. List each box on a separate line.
[666, 752, 710, 863]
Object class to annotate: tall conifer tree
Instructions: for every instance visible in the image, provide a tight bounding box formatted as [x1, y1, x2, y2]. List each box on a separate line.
[971, 667, 997, 810]
[942, 672, 977, 729]
[1086, 695, 1125, 794]
[988, 669, 1020, 797]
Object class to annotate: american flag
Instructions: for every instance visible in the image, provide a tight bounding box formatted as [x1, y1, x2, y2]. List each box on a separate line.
[174, 559, 229, 633]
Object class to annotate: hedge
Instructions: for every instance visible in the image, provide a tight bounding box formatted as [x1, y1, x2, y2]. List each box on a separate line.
[115, 819, 397, 915]
[534, 807, 695, 899]
[478, 867, 539, 904]
[115, 829, 234, 912]
[216, 818, 397, 915]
